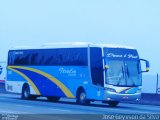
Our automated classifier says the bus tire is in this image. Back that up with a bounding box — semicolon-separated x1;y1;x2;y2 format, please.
107;101;119;107
22;84;31;100
29;95;37;100
47;96;60;102
76;88;90;105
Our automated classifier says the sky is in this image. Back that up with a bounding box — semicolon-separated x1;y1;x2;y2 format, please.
0;0;160;75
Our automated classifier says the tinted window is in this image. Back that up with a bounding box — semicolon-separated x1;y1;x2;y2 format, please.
8;48;88;66
90;47;104;86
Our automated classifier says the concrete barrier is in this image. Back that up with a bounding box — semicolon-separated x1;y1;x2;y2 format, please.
123;93;160;106
133;93;160;105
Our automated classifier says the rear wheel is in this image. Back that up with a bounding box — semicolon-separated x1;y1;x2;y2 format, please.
107;101;119;107
22;84;37;100
22;84;30;100
47;96;60;102
76;89;90;105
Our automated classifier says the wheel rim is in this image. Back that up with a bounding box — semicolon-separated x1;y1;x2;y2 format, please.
24;87;29;98
80;93;86;101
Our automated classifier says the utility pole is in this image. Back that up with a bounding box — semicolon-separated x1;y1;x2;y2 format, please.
156;73;159;94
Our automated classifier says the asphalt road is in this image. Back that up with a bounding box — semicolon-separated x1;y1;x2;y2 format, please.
0;82;160;120
0;93;160;120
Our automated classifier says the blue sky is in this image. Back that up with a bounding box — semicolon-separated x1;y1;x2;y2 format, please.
0;0;160;75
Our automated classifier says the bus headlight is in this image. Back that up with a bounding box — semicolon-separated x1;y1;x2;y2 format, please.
105;88;116;93
136;89;142;93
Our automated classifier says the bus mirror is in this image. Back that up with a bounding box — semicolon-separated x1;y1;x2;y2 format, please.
146;61;150;72
140;59;150;73
146;68;149;72
105;65;109;70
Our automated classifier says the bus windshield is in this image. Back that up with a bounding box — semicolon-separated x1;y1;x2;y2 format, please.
103;47;142;87
105;60;142;87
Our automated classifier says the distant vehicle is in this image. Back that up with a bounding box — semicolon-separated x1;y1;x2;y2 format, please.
0;61;6;83
0;65;2;75
6;43;149;107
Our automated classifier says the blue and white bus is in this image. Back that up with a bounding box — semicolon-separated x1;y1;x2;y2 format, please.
0;61;7;83
6;43;149;107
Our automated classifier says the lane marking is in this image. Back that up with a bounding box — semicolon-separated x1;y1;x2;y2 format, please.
108;108;158;114
15;104;33;108
0;110;30;114
47;108;72;112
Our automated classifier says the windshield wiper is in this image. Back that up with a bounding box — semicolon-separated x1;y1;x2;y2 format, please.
126;65;129;77
125;64;137;86
122;66;125;79
115;66;124;86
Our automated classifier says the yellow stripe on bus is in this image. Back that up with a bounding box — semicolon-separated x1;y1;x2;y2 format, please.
8;66;41;95
8;66;75;98
116;87;132;93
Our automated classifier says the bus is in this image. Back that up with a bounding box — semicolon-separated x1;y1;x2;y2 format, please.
6;43;149;107
0;61;7;83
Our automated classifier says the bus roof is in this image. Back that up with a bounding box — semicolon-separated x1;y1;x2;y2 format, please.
10;42;135;50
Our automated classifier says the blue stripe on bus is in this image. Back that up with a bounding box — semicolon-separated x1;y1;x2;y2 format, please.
8;66;75;98
14;68;66;97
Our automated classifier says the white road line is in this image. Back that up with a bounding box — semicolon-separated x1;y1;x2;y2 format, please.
75;104;158;114
0;110;30;114
15;104;33;108
47;108;88;114
107;108;158;114
123;103;160;109
47;108;72;112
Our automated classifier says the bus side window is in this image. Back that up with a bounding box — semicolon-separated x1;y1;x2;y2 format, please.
31;53;38;65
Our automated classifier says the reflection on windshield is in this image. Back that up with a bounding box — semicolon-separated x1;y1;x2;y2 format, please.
106;60;142;86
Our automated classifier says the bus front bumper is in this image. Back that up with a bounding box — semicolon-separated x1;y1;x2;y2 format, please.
104;91;141;101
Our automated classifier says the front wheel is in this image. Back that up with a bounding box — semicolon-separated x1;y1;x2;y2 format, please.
76;89;90;105
107;101;119;107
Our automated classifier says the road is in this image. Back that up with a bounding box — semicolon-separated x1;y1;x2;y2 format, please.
0;93;160;120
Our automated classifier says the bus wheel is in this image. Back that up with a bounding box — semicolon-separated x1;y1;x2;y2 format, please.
47;96;60;102
107;101;119;107
22;84;31;100
76;89;90;105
